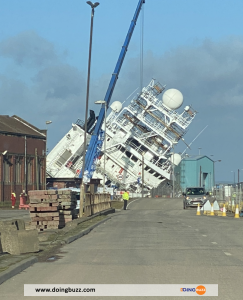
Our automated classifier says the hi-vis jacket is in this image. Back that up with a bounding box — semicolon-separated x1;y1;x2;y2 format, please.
122;192;129;200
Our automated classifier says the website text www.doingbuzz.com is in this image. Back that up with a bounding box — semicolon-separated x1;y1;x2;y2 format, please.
35;287;95;294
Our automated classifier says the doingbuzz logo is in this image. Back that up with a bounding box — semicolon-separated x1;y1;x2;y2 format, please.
180;285;206;295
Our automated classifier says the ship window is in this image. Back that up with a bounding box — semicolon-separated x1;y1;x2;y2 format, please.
72;156;80;165
139;163;142;166
125;151;131;158
56;150;72;167
149;169;154;174
145;166;149;171
107;138;110;141
112;165;114;168
154;173;160;177
131;156;138;162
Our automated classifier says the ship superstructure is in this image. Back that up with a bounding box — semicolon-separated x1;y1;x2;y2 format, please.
47;79;197;191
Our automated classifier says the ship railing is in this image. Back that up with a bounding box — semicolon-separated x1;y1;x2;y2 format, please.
125;140;159;165
125;139;172;173
141;117;174;142
140;90;194;129
96;166;127;190
158;105;193;128
129;131;162;156
75;119;85;128
128;102;143;115
139;131;157;140
114;114;134;132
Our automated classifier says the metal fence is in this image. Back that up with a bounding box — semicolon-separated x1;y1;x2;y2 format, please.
213;185;243;211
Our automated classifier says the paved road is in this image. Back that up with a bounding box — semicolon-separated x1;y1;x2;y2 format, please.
1;197;243;299
0;209;30;221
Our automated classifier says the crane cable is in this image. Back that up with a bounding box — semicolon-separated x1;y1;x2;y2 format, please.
140;4;144;93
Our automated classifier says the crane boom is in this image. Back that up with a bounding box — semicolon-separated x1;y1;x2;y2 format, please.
80;0;145;182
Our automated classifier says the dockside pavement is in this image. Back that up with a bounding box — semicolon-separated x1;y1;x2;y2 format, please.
0;207;117;285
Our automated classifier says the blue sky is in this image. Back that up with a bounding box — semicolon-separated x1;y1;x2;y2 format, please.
1;0;243;182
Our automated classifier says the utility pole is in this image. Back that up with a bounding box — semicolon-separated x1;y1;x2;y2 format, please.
79;2;99;218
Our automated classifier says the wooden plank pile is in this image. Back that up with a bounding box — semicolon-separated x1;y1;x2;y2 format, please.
58;190;78;225
28;190;77;231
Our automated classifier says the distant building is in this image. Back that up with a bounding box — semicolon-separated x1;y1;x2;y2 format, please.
0;115;46;202
175;155;214;192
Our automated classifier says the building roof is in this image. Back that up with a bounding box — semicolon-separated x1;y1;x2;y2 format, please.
183;155;213;162
0;115;46;139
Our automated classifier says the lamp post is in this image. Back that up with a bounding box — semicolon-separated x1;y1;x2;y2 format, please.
198;147;202;155
80;1;99;218
45;121;52;190
212;159;221;196
210;156;221;187
2;150;8;202
94;100;107;193
45;121;52;155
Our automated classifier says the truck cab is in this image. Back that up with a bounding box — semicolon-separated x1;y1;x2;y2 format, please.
183;187;208;209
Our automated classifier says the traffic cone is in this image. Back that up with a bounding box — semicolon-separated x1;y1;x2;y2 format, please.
234;204;240;219
210;203;214;216
222;204;226;217
196;203;201;216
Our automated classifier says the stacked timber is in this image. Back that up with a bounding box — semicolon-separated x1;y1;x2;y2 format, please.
57;190;77;225
28;190;77;231
28;190;60;231
85;193;111;216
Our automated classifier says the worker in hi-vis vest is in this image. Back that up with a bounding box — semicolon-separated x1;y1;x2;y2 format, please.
11;192;16;209
122;190;129;210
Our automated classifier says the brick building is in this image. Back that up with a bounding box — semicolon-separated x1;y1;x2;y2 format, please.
0;115;46;202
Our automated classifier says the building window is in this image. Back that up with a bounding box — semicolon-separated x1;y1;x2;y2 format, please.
15;157;23;184
4;160;10;183
27;158;33;184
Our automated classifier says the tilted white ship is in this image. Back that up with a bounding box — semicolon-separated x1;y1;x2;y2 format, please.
46;79;197;191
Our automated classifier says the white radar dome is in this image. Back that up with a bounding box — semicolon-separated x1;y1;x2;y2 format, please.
169;153;182;166
110;101;122;113
162;89;183;110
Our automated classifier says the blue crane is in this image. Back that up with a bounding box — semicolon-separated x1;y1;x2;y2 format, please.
80;0;145;182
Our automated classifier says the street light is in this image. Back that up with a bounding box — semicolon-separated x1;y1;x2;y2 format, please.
212;159;221;193
45;121;52;155
80;1;99;218
87;1;99;8
95;100;107;193
45;121;52;189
